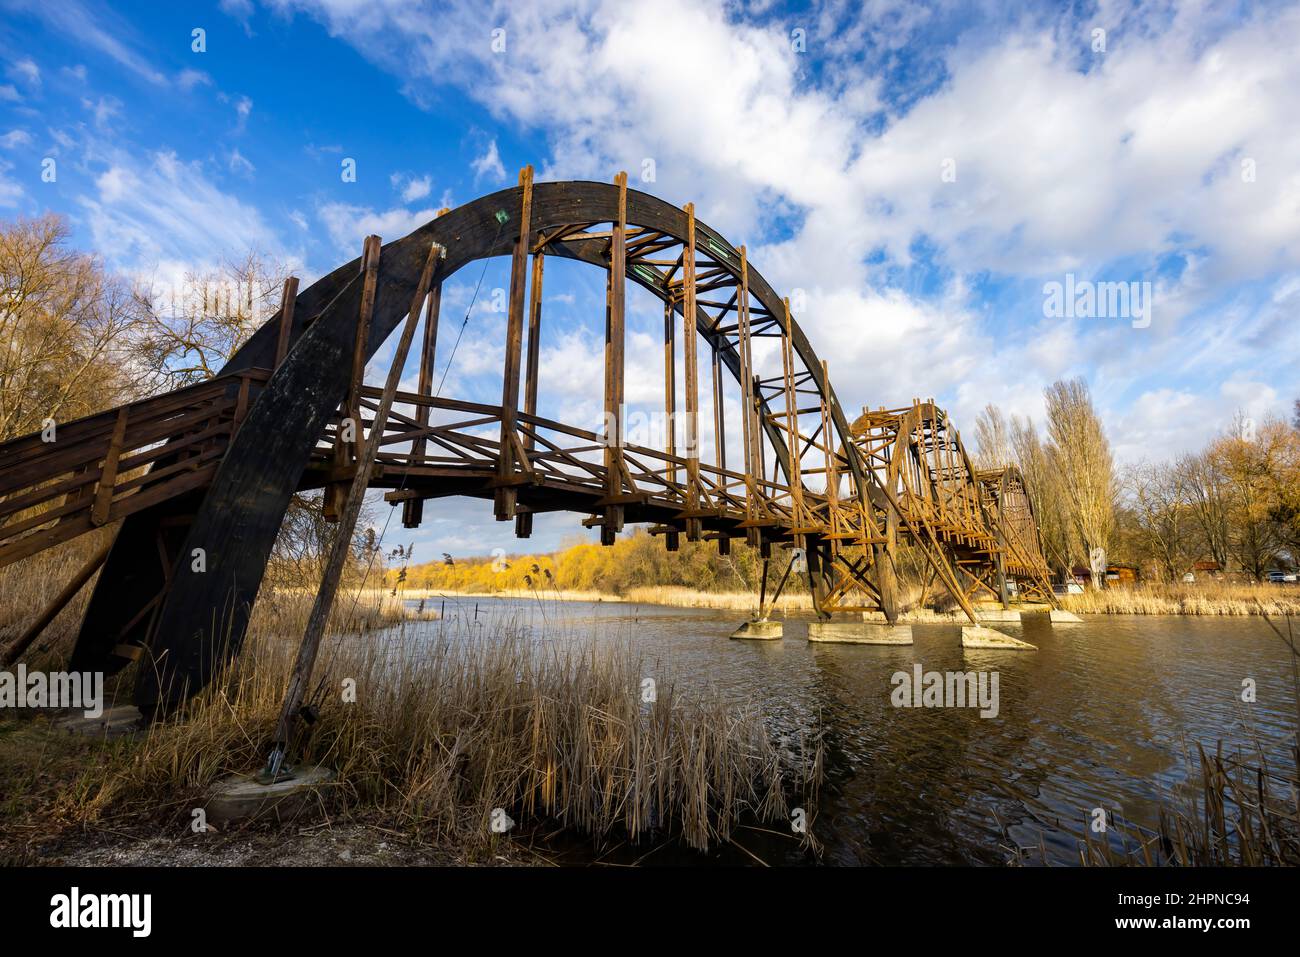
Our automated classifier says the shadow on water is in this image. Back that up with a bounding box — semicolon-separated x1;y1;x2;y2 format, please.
391;594;1298;865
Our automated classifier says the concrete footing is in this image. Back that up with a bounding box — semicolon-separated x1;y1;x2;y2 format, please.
52;705;144;739
1019;608;1083;624
961;625;1037;650
974;608;1022;622
205;766;336;825
730;619;783;640
807;621;914;645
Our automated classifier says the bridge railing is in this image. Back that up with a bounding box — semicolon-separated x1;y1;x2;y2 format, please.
0;369;271;568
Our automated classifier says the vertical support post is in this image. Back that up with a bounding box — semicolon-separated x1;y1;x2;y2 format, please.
600;172;628;546
515;248;546;539
711;338;726;474
403;209;449;529
91;407;128;527
820;359;840;563
273;276;300;368
327;235;380;520
681;203;702;541
496;165;533;521
736;247;763;549
264;240;440;782
663;295;680;552
779;298;805;535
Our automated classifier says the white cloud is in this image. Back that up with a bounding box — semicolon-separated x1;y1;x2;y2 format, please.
317;201;440;253
471;138;505;183
77;0;1300;466
177;69;211;92
78;150;286;272
0;129;33;149
9;57;40;88
402;174;432;202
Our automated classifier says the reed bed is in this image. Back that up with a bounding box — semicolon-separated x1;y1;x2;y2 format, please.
54;603;822;856
1074;740;1300;866
1059;582;1300;616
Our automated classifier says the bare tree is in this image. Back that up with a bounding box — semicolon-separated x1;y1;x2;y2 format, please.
1178;451;1231;571
0;214;143;441
132;250;289;391
973;403;1012;470
1124;461;1190;581
1043;378;1116;588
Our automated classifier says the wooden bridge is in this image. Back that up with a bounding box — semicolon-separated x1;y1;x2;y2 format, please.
0;170;1055;716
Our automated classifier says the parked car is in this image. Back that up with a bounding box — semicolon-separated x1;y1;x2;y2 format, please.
1181;572;1196;583
1053;581;1084;596
1266;570;1297;583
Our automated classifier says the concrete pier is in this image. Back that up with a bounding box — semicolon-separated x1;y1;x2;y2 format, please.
974;608;1022;623
1019;608;1084;624
961;625;1037;650
206;766;336;825
730;619;783;640
807;622;914;645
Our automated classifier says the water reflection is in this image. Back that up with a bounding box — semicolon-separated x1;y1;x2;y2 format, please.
385;595;1297;865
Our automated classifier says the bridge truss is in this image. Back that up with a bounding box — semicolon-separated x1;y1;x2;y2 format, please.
0;169;1055;715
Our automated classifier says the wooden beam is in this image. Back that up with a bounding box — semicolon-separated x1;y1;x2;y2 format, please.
682;202;702;541
402;218;447;529
327;235;380;519
264;239;440;780
90;407;128;527
496;165;533;520
601;171;628;545
515;248;546;539
273;276;300;368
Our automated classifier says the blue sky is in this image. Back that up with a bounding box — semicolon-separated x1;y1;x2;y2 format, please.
2;0;1298;562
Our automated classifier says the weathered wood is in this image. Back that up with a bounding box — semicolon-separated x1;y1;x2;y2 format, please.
327;236;381;519
90;408;129;527
273;276;300;368
496;165;534;521
515;248;546;539
681;203;702;541
601;171;628;545
266;238;441;776
19;177;1034;713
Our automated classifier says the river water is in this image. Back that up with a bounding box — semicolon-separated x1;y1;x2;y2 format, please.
399;594;1298;865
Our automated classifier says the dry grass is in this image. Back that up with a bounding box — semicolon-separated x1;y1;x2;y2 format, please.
23;594;820;858
1060;582;1300;616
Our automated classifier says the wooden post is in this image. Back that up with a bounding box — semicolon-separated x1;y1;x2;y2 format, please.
496;165;533;521
779;298;805;535
403;210;448;529
90;407;128;527
326;235;380;520
264;240;441;781
663;294;680;552
601;172;628;546
682;203;702;541
821;359;839;562
737;247;761;549
515;248;545;539
711;337;726;475
273;276;300;368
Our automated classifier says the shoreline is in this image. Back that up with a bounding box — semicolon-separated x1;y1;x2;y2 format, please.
388;585;1300;618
